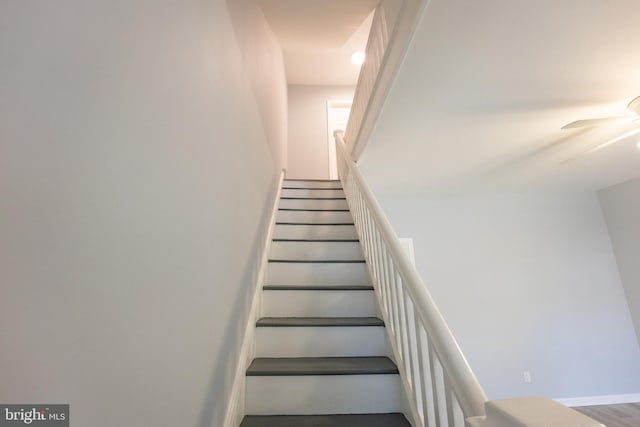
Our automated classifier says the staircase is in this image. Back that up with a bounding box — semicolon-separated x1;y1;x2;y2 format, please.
240;179;411;427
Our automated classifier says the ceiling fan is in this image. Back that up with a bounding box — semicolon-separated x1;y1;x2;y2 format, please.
562;96;640;129
561;96;640;158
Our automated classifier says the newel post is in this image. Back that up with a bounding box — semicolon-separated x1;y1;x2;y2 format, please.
465;397;604;427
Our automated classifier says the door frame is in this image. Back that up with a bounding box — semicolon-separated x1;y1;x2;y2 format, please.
326;100;352;180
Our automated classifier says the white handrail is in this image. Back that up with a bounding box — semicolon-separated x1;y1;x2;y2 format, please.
334;131;607;427
334;131;487;426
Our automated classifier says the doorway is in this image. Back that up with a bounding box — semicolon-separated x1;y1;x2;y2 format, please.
326;100;352;180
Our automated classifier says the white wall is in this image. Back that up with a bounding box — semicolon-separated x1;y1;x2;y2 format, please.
228;0;288;168
599;177;640;346
371;189;640;400
0;1;286;426
288;85;355;179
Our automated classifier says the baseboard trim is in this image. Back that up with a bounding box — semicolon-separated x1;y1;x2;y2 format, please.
555;393;640;407
222;170;285;427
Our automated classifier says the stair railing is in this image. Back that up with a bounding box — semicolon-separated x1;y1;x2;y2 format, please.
334;131;487;426
343;3;388;155
345;0;426;161
334;131;607;427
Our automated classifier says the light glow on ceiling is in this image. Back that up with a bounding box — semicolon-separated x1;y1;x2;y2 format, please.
351;51;365;65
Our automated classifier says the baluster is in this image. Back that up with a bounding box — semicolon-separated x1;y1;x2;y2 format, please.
395;278;409;376
443;375;455;427
387;266;400;341
354;191;363;235
414;319;432;426
355;192;363;237
428;339;442;427
334;136;490;426
369;226;379;286
365;211;374;272
452;394;465;427
376;241;387;307
398;287;411;380
380;246;392;318
374;230;384;290
362;207;373;268
404;296;422;419
383;261;395;335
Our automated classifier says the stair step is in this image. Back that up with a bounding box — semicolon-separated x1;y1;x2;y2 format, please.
240;413;412;427
270;240;363;261
273;238;359;242
278;208;349;211
256;317;383;327
268;260;364;263
247;357;398;376
246;368;402;414
281;197;346;200
266;261;370;286
277;209;352;223
279;198;349;210
273;224;358;240
262;288;376;317
276;224;355;226
283;179;342;189
255;318;385;357
282;187;343;190
263;285;373;291
281;188;345;199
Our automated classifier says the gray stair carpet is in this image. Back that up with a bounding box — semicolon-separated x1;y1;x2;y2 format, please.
256;317;383;327
240;413;411;427
246;356;398;376
263;285;373;291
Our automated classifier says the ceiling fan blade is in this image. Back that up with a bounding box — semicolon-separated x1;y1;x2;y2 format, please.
562;128;640;163
627;96;640;114
561;116;635;129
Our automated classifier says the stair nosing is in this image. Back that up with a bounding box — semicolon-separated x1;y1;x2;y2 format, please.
240;413;411;427
283;179;341;182
246;356;399;376
280;197;347;200
263;285;373;291
268;259;365;263
282;187;344;190
256;316;384;327
278;208;350;212
272;238;359;242
275;222;354;226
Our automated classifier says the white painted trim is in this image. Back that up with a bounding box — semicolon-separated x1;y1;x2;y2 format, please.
326;100;352;180
351;0;428;161
336;133;488;425
222;170;285;427
555;393;640;407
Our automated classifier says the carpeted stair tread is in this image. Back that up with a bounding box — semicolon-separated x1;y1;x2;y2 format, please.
240;413;411;427
246;356;398;376
256;317;383;327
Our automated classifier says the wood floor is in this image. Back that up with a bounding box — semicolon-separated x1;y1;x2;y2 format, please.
574;403;640;427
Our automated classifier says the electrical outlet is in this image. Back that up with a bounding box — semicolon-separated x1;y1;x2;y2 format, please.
523;371;532;383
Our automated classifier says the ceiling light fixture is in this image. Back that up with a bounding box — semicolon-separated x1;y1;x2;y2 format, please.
351;51;365;65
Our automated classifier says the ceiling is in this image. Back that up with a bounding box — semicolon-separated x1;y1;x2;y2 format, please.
359;0;640;194
256;0;377;85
